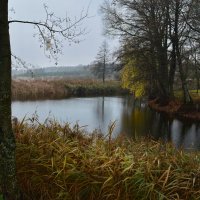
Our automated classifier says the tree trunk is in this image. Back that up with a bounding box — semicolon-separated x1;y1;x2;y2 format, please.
156;46;170;103
195;67;199;94
158;49;169;101
168;41;176;98
174;0;192;104
0;0;20;199
103;55;105;84
176;43;192;103
194;53;199;93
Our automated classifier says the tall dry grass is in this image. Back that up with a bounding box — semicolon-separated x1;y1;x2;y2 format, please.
15;120;200;200
12;79;127;100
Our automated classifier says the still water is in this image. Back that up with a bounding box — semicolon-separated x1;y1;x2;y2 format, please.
12;96;200;150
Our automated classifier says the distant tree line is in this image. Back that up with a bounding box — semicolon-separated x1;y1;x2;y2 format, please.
101;0;200;103
12;66;93;79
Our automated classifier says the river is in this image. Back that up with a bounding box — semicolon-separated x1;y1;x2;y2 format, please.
12;96;200;150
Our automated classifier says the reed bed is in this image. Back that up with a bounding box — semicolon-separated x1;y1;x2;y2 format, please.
12;79;127;100
15;120;200;200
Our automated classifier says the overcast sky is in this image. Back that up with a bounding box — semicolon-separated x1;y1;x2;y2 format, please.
9;0;118;67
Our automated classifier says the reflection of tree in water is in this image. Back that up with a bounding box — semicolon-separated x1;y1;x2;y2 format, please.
119;96;135;136
94;97;105;131
119;97;200;150
151;114;172;142
153;117;200;150
194;124;200;150
172;121;200;150
94;97;113;133
120;97;156;138
92;96;200;150
101;97;105;123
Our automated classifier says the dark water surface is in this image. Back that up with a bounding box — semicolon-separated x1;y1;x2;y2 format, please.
12;96;200;150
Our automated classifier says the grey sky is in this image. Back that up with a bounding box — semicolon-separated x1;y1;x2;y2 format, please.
9;0;118;67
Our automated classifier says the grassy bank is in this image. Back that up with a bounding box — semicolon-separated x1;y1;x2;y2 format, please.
15;121;200;199
12;79;128;100
148;90;200;121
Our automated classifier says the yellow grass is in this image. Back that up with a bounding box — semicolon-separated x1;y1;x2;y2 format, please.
12;79;126;100
15;120;200;200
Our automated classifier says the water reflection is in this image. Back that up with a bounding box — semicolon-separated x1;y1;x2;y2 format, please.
12;96;200;150
120;97;200;150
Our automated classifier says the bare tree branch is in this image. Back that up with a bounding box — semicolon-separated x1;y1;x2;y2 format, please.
9;4;88;62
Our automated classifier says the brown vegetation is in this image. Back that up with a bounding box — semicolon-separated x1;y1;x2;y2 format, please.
12;79;67;100
148;99;182;114
12;79;128;100
148;98;200;121
15;120;200;200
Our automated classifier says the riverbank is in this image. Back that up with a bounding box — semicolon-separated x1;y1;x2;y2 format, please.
12;79;128;100
15;121;200;199
148;97;200;121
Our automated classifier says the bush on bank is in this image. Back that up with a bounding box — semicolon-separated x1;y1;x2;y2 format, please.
15;120;200;200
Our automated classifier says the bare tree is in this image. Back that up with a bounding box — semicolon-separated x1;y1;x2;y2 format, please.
92;40;110;83
0;1;87;199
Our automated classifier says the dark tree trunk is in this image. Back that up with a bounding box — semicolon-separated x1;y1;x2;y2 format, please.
155;44;170;103
194;53;199;93
0;0;20;199
174;0;192;104
195;68;199;94
158;48;169;101
169;41;176;98
103;55;105;84
176;49;192;103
